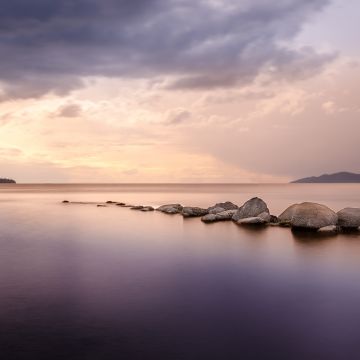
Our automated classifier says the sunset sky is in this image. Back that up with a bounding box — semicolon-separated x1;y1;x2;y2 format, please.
0;0;359;183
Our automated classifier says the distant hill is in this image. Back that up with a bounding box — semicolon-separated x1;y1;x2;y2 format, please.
292;172;360;183
0;178;16;184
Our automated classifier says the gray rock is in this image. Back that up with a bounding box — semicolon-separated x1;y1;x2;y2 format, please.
337;208;360;228
182;207;209;218
270;215;279;223
232;197;270;222
237;217;267;225
141;206;154;212
278;204;298;224
209;207;226;215
157;204;183;214
130;206;144;210
279;202;337;230
201;214;217;223
201;209;237;223
318;225;338;233
208;202;238;212
258;211;271;222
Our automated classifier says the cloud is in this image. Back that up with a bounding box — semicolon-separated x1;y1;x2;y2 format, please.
56;103;83;118
0;0;333;99
165;109;192;125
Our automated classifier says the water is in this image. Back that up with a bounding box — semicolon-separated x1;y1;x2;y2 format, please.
0;183;360;360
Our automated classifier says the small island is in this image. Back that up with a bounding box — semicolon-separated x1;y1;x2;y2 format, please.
292;172;360;183
0;178;16;184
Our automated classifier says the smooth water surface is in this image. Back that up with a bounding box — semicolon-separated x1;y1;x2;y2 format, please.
1;184;360;360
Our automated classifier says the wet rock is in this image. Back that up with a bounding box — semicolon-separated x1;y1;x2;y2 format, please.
279;202;337;230
116;202;126;206
106;201;117;204
97;204;106;207
182;207;209;218
337;208;360;229
62;200;70;203
208;201;238;212
157;204;183;214
232;197;269;222
201;210;237;223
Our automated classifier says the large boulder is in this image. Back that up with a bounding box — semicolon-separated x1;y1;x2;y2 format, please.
208;201;238;212
202;210;237;223
337;208;360;228
232;197;269;222
182;207;209;218
279;202;337;230
236;211;271;226
157;204;183;214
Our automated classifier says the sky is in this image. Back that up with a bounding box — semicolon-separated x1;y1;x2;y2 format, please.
0;0;359;183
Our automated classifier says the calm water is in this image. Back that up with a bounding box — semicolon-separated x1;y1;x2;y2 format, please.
1;183;360;360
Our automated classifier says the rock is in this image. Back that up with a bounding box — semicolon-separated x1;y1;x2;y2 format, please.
279;202;338;230
278;204;298;225
232;197;270;222
116;202;126;206
62;200;70;203
201;210;237;223
337;208;360;228
182;207;209;218
201;214;217;223
141;206;154;212
209;207;226;215
318;225;338;233
208;201;238;212
97;204;106;207
106;201;117;204
258;212;271;222
237;217;267;225
130;206;144;210
157;204;183;214
270;215;279;223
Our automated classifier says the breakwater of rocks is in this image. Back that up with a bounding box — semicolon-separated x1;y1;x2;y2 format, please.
62;197;360;234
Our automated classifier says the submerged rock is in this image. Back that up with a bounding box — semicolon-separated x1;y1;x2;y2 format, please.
116;202;126;206
337;208;360;229
106;201;117;204
201;210;237;223
279;202;337;230
232;197;270;222
157;204;183;214
182;207;209;218
62;200;70;203
97;204;106;207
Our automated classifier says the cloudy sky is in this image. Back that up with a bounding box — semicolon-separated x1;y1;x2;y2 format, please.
0;0;359;183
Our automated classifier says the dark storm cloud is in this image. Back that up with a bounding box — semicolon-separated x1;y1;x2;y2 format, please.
0;0;332;99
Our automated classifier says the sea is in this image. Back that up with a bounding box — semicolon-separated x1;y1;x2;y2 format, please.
1;183;360;360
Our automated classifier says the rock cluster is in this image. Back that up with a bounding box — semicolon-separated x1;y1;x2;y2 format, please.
62;198;360;236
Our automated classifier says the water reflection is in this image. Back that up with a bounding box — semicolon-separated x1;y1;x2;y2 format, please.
1;185;360;359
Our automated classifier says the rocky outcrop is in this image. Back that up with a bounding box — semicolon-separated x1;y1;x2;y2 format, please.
202;210;237;223
157;204;183;214
279;202;337;230
337;208;360;229
232;197;270;222
318;225;338;234
182;207;209;218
